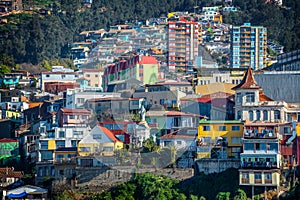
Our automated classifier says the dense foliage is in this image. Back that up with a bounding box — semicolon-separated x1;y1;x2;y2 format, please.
90;173;187;200
0;0;299;65
54;169;250;200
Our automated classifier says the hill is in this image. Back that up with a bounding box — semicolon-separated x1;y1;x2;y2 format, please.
0;0;299;66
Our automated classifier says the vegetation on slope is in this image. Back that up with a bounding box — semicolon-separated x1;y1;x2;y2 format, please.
0;0;299;66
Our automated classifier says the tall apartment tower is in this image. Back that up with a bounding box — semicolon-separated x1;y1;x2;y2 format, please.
230;23;267;70
167;16;199;72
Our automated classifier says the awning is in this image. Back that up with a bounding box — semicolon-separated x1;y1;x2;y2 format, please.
7;192;27;198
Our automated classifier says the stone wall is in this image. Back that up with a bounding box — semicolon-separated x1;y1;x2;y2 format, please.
75;166;194;190
195;159;240;175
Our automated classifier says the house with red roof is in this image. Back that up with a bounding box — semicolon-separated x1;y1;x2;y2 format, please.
145;108;205;136
181;91;235;120
136;56;159;85
78;126;123;157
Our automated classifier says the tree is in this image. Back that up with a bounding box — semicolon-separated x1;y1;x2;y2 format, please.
216;192;230;200
142;138;160;153
233;189;248;200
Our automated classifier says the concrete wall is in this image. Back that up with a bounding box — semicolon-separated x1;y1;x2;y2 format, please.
195;158;240;175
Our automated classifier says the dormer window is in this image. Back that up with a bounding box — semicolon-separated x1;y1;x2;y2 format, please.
246;92;255;102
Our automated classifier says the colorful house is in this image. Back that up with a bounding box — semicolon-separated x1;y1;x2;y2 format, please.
136;56;159;85
0;138;20;166
78;126;123;157
197;120;244;159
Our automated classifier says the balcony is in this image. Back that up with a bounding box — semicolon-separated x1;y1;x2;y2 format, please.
255;179;262;184
54;158;76;165
241;161;278;169
264;179;272;184
244;130;278;139
242;178;249;184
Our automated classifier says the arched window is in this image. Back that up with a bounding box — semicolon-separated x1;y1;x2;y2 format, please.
263;110;268;121
249;110;254;121
274;110;281;121
256;110;261;121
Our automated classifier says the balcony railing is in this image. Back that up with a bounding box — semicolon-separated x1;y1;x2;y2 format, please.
244;131;278;139
241;161;278;168
54;158;76;165
255;179;262;184
242;178;249;184
264;179;272;184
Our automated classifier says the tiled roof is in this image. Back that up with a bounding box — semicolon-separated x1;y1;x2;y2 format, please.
0;168;23;178
139;56;158;65
259;93;273;101
160;132;197;139
232;67;261;90
98;126;122;142
0;138;18;143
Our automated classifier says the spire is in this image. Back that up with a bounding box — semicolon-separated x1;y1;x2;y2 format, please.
232;67;261;90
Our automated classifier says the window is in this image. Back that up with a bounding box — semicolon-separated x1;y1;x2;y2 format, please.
256;110;261;121
59;131;65;138
264;173;272;183
254;173;262;181
56;141;65;149
255;143;266;152
61;74;66;78
95;74;98;77
103;147;113;152
71;140;77;147
218;126;226;131
231;137;241;144
263;110;268;121
80;147;90;152
246;92;255;102
69;115;75;119
249;110;253;121
74;131;83;135
40;141;48;150
46;74;50;78
231;126;240;131
93;134;102;139
274;110;280;120
244;143;253;151
236;93;242;103
283;127;290;134
40;151;53;161
203;126;210;131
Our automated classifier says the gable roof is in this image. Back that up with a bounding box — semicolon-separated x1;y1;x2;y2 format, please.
98;126;122;142
79;126;122;144
232;67;261;90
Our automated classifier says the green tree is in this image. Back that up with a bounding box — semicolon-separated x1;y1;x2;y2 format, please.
216;192;230;200
142;138;160;153
233;189;248;200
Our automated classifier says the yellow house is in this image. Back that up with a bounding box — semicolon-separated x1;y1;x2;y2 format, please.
197;120;243;159
78;126;123;157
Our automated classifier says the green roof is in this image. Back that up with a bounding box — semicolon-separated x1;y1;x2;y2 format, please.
199;120;243;124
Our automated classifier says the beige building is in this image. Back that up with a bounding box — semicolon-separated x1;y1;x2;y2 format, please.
80;68;103;88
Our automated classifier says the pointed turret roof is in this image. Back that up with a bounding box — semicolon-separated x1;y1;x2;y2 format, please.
232;67;261;90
